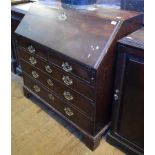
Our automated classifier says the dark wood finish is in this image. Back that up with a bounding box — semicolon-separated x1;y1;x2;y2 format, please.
15;4;143;150
23;85;32;98
11;2;33;75
23;73;95;134
11;10;24;74
15;4;143;68
107;28;144;155
18;47;95;99
17;37;48;60
20;59;95;119
17;36;93;83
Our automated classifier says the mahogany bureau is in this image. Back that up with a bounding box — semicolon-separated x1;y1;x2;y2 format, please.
15;4;143;150
106;28;144;154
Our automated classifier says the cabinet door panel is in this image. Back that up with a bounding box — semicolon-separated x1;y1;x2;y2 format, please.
107;29;144;155
118;56;144;148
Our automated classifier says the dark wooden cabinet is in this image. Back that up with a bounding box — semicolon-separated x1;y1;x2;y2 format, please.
11;2;33;74
15;3;143;150
107;28;144;154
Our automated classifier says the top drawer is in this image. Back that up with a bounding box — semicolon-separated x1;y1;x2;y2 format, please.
16;36;96;84
16;36;48;60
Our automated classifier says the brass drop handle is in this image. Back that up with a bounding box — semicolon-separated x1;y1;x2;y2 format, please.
47;79;54;86
64;107;74;116
32;71;39;79
28;45;35;53
33;85;40;93
114;89;119;101
63;91;73;101
29;57;37;65
62;75;73;86
62;62;72;73
48;94;55;101
45;65;52;73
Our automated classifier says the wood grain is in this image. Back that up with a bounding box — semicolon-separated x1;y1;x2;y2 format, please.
11;73;124;155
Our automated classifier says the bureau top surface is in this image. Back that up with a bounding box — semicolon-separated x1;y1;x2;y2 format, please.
119;27;144;49
15;3;141;68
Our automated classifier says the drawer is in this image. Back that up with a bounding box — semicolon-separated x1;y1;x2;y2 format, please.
21;60;95;120
23;73;94;134
48;50;95;84
16;36;48;60
18;48;95;100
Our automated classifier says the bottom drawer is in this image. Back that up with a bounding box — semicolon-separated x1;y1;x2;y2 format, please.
23;73;94;134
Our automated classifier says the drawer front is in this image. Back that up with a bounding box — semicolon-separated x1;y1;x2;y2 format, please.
16;36;48;60
18;48;95;100
23;74;94;134
49;51;94;83
21;60;95;119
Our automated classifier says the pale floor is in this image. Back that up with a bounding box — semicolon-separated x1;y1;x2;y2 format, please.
11;73;125;155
